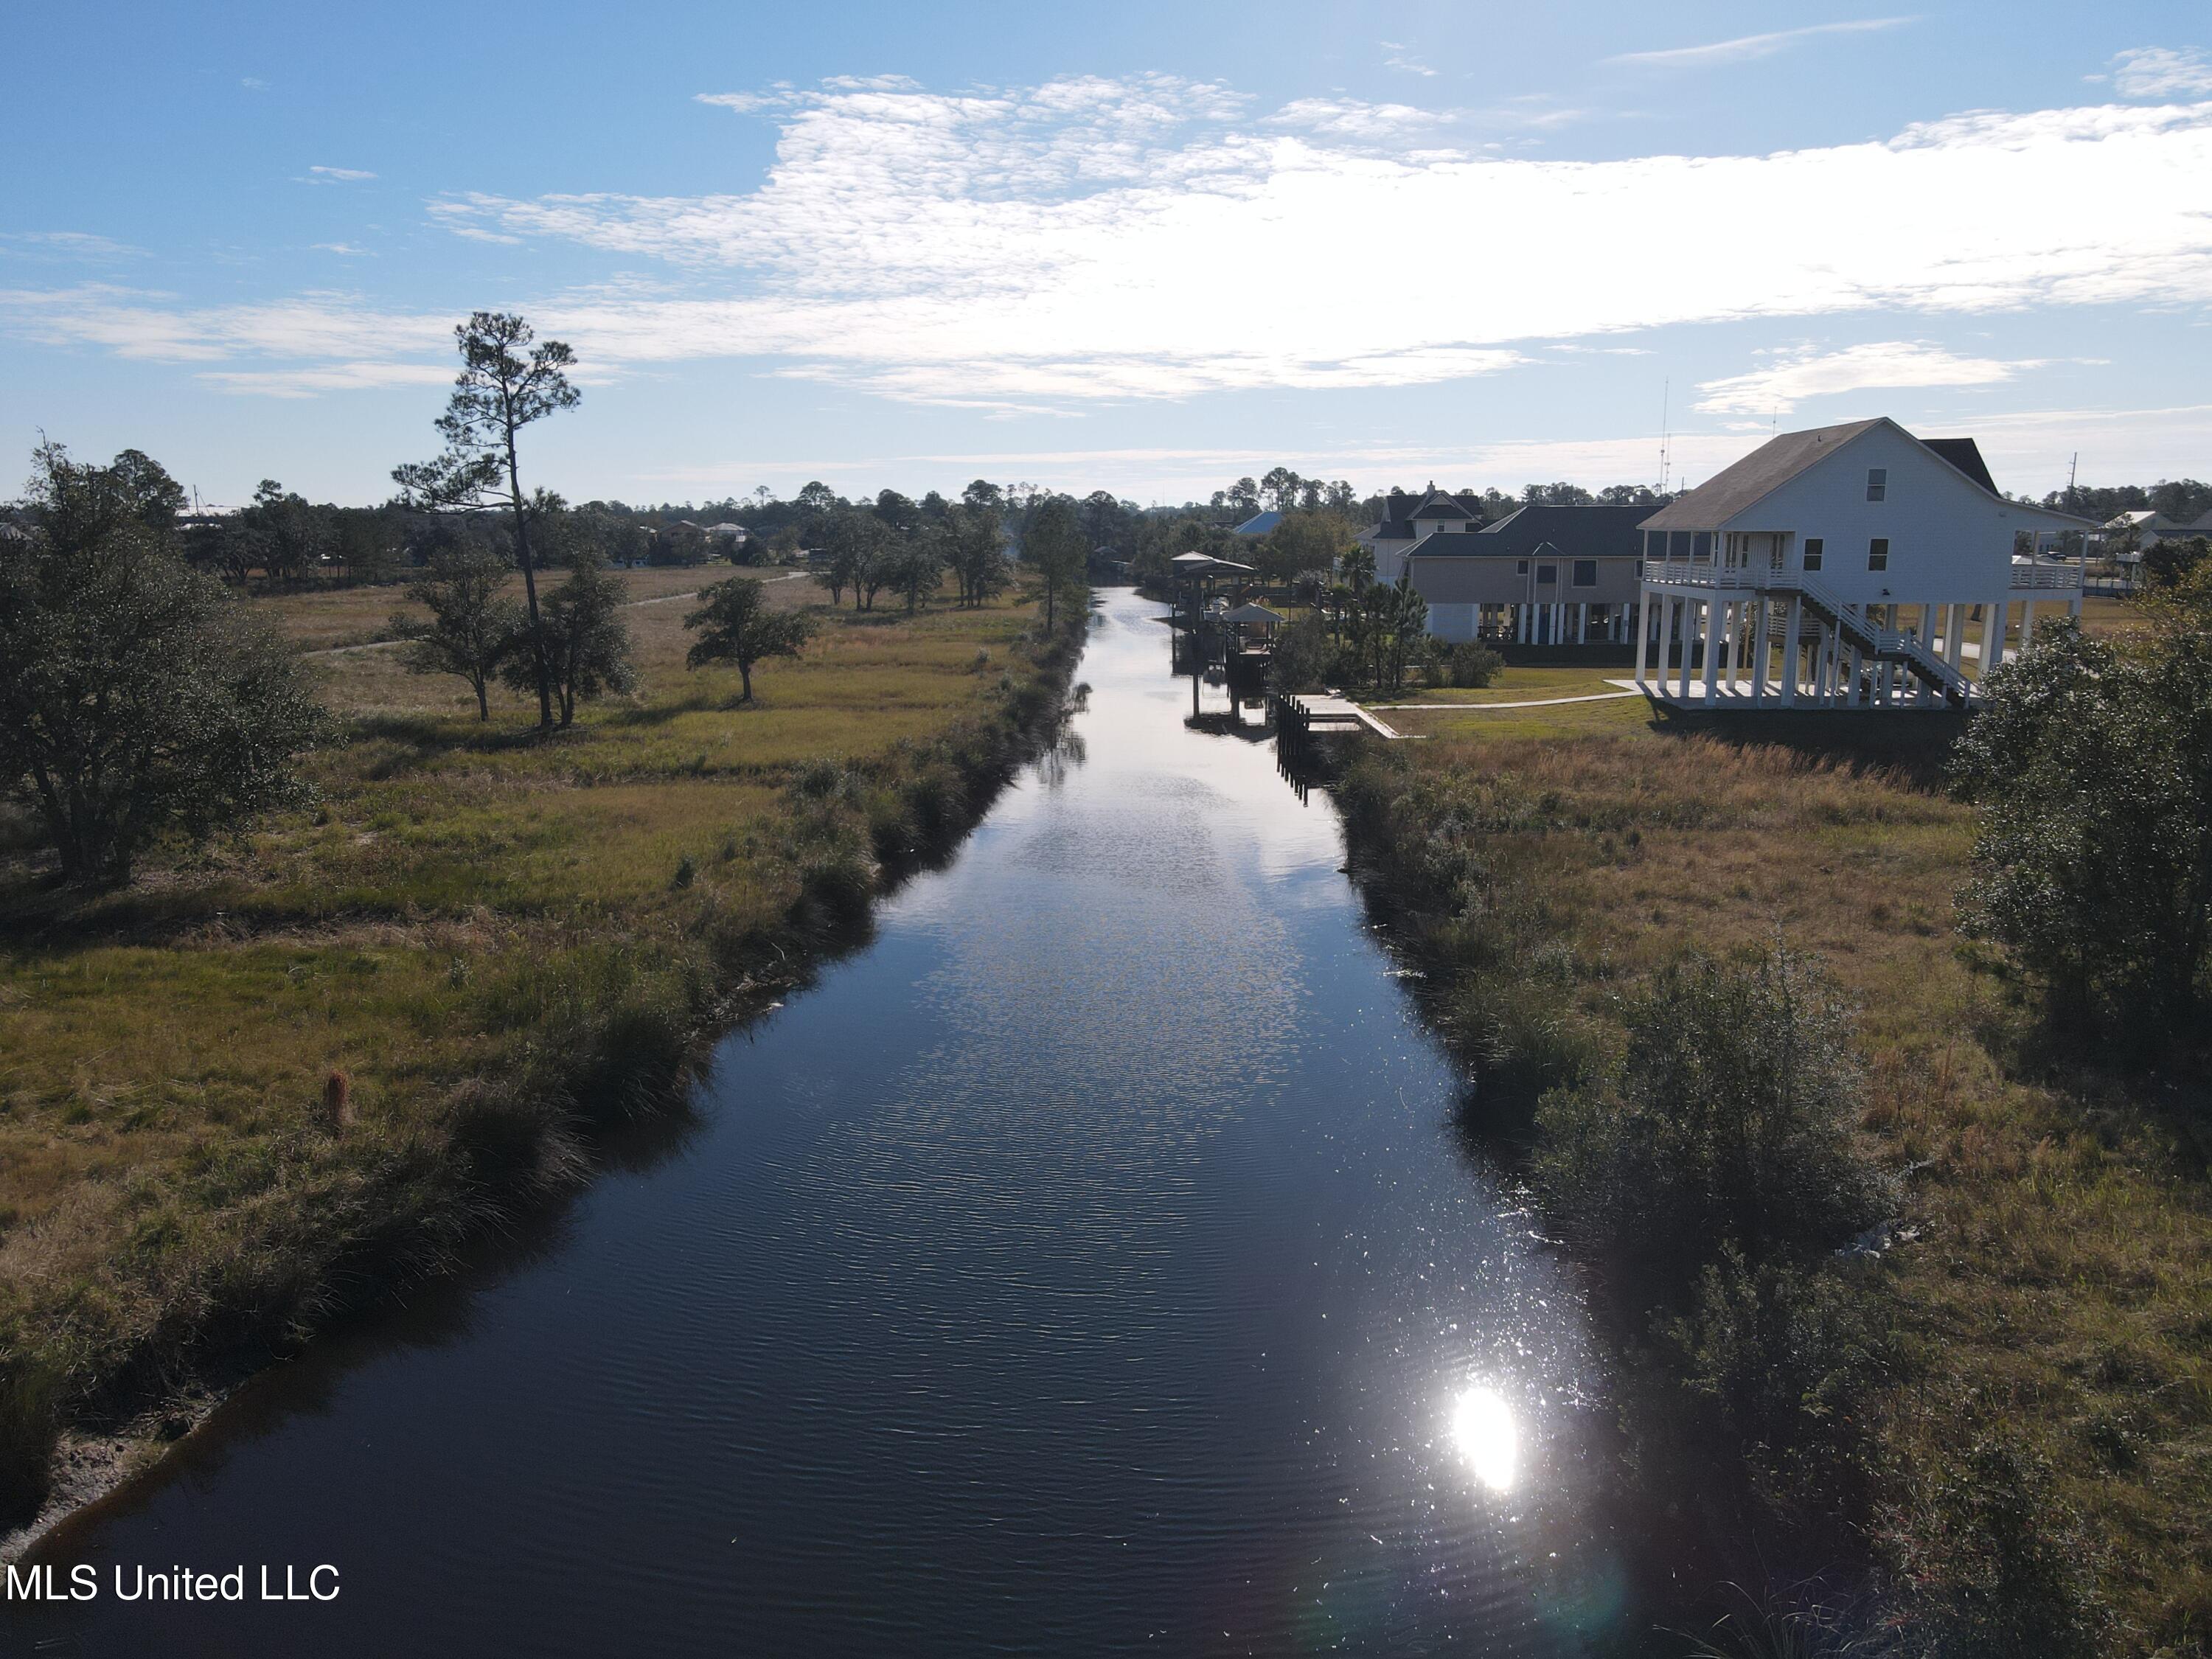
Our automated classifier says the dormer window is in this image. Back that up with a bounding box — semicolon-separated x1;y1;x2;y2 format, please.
1866;467;1888;502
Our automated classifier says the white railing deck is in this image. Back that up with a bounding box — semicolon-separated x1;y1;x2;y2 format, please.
1643;559;2084;594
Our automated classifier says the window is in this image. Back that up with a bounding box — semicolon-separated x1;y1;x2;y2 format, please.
1691;531;1712;562
1516;559;1528;574
1866;467;1888;502
1536;563;1557;585
1572;560;1598;588
1669;530;1692;560
1804;538;1824;572
1868;537;1889;571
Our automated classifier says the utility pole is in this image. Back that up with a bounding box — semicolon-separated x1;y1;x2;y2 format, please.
1658;379;1671;495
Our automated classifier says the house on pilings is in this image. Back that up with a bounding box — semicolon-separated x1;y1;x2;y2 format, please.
1633;418;2090;709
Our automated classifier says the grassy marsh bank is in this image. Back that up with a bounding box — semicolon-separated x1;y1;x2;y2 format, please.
0;573;1084;1537
1335;703;2211;1654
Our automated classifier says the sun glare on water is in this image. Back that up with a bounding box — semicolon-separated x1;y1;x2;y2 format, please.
1447;1385;1518;1492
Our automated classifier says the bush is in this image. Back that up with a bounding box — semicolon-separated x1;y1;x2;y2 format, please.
1534;945;1892;1302
1;444;328;883
1662;1247;1885;1506
1951;611;2212;1060
1268;616;1332;693
1880;1421;2114;1658
1447;641;1504;689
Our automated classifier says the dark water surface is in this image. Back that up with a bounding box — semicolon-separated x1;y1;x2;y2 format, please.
13;590;1630;1656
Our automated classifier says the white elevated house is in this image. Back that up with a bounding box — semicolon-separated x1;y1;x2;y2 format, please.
1634;419;2087;709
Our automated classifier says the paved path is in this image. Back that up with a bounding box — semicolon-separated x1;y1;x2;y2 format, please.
300;571;807;658
1370;689;1647;712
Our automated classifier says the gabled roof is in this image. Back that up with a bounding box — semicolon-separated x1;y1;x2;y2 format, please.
1643;417;2090;531
1407;502;1649;562
1921;437;1996;495
1640;420;1885;530
1410;489;1475;521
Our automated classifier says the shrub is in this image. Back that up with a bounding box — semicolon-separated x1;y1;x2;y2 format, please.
1534;945;1892;1303
1268;616;1332;693
1662;1247;1886;1506
1447;641;1505;689
1;444;328;884
1879;1422;2114;1658
1950;611;2212;1060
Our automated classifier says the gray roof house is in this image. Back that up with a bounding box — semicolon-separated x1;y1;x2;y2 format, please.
1402;503;1650;647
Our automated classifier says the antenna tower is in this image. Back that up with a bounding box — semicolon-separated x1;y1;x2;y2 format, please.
1658;379;1671;495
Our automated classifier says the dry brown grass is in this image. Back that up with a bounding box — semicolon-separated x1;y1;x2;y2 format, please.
257;564;730;651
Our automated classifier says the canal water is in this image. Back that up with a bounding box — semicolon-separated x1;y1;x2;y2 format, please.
13;589;1627;1656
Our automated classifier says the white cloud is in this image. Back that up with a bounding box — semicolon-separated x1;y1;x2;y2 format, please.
199;361;456;397
1694;341;2046;413
240;76;268;91
1266;98;1441;139
1606;18;1913;69
1380;41;1436;77
598;406;2212;501
9;76;2212;411
305;165;377;182
2108;46;2212;100
0;231;145;262
311;243;372;255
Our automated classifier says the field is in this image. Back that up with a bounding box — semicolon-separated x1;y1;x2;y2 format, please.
257;564;721;652
1336;688;2212;1649
0;567;1074;1531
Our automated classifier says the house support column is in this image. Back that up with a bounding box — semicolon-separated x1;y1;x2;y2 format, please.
1633;587;1651;684
1700;599;1721;703
2019;599;2035;652
1780;595;1802;706
1750;597;1770;704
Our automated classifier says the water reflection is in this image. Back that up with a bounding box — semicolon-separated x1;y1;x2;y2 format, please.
1448;1383;1520;1492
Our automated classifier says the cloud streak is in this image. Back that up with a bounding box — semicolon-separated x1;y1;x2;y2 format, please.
1694;341;2047;414
2108;46;2212;99
1605;18;1913;69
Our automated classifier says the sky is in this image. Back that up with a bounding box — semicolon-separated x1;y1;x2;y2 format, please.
4;1;2211;509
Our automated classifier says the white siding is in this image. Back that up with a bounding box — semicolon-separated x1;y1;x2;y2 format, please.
1722;424;2040;605
1426;602;1477;643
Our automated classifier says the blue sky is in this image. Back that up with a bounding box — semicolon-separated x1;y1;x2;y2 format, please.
4;1;2210;507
